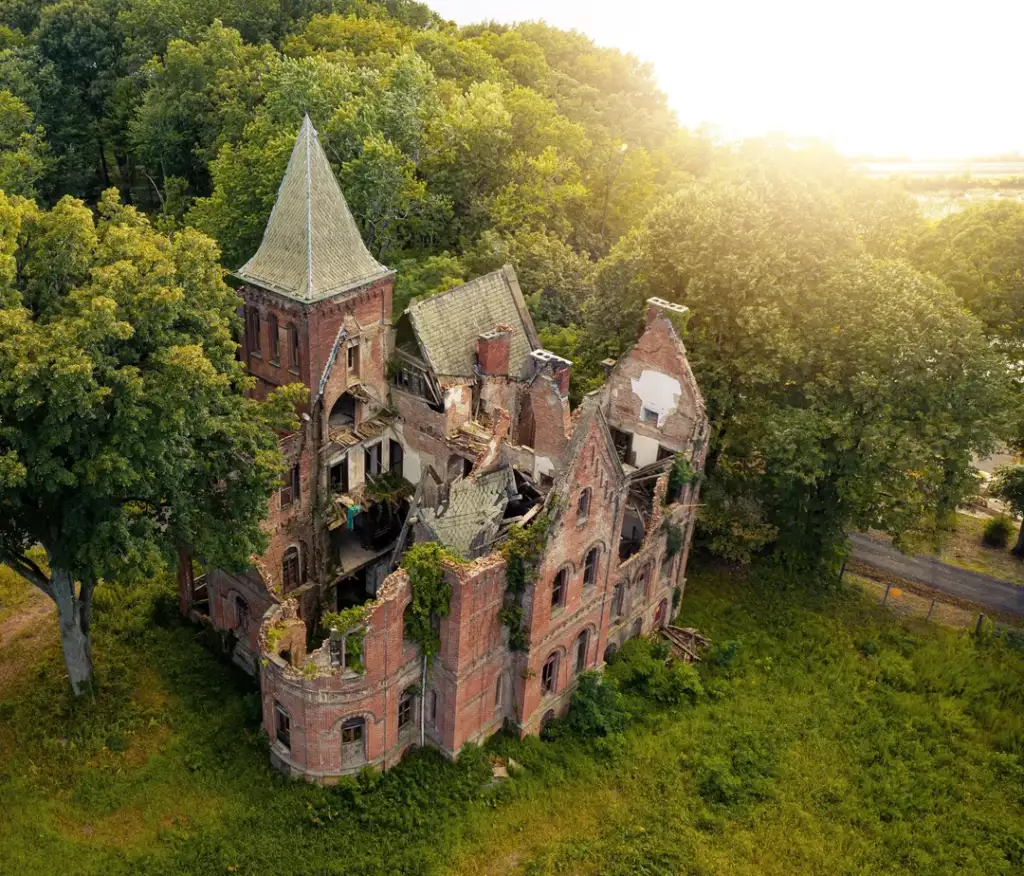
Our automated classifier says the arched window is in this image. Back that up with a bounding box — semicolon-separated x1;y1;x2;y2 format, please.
341;716;366;767
269;314;279;364
495;674;503;708
577;488;591;521
541;652;559;695
551;567;567;609
574;630;589;675
398;687;416;732
583;547;599;588
234;594;249;633
329;392;357;428
631;617;643;639
655;599;668;627
604;642;618;663
282;546;301;591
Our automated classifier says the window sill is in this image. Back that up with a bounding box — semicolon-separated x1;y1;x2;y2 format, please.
270;358;280;368
289;367;300;376
250;351;262;359
550;605;565;619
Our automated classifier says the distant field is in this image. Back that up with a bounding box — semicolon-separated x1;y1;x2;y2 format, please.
1;565;1022;875
855;160;1024;179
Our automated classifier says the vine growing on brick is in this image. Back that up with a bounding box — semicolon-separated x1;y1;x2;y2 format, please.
499;513;551;651
402;542;456;658
322;604;371;673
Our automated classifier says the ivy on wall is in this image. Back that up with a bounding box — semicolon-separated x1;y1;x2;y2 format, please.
322;604;371;673
499;514;551;651
402;542;456;658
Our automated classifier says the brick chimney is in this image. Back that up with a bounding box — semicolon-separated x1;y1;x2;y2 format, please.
477;328;511;375
530;349;572;397
646;297;690;328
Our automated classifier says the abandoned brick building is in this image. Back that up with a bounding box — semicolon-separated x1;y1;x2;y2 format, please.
177;116;710;781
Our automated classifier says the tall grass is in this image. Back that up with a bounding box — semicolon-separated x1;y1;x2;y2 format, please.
0;566;1021;875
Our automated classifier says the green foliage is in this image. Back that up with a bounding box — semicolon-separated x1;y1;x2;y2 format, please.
982;515;1014;549
914;200;1024;349
0;190;303;693
663;521;684;557
321;603;370;673
401;541;454;658
363;469;414;508
605;637;704;705
586;160;1012;579
560;670;630;739
498;514;550;650
666;454;695;499
2;565;1024;873
991;464;1024;517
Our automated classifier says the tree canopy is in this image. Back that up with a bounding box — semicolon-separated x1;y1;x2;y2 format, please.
0;190;301;693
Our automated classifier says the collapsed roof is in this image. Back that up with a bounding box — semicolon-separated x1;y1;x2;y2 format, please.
418;466;517;558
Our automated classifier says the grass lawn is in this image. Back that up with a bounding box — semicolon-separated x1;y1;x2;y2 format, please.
0;566;1022;875
900;512;1024;585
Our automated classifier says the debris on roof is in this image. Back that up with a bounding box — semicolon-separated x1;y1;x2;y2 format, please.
418;466;517;557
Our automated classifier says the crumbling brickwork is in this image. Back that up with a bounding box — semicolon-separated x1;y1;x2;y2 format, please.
179;117;709;782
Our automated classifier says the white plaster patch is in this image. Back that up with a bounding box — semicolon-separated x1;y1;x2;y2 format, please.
631;433;661;468
630;370;682;425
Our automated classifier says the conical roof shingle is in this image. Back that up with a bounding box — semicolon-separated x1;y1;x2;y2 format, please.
233;115;391;301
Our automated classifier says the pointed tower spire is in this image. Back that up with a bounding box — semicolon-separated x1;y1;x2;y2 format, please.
234;115;391;301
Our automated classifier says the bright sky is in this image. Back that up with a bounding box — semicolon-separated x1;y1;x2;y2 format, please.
428;0;1024;160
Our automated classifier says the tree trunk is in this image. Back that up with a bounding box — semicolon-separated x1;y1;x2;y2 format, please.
1014;518;1024;557
50;567;94;696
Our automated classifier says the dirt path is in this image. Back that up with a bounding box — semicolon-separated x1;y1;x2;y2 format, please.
849;531;1024;618
0;588;55;694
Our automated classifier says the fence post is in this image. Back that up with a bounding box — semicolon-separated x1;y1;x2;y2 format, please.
882;582;892;606
976;613;986;635
926;598;935;621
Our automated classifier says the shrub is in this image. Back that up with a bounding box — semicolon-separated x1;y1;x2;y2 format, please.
982;515;1014;548
607;637;704;705
563;671;630;739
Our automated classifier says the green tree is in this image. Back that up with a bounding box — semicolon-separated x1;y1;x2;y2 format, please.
0;190;302;695
990;464;1024;556
586;164;1010;577
914;200;1024;349
130;21;276;192
0;88;48;197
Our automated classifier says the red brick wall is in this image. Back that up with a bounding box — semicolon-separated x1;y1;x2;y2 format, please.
518;413;624;731
605;312;704;452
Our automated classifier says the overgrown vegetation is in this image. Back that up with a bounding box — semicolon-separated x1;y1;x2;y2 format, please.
401;541;455;657
983;515;1014;548
499;514;550;650
320;604;371;673
2;565;1021;874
